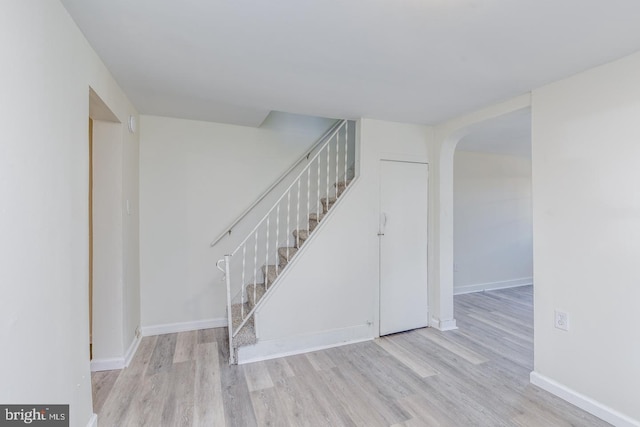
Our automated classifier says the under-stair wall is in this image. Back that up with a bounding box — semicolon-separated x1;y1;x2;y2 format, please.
238;119;435;363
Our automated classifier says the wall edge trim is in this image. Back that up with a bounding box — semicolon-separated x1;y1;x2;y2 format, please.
454;277;533;295
141;317;228;337
530;371;640;427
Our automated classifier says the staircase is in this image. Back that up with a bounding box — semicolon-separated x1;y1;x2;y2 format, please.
216;120;355;364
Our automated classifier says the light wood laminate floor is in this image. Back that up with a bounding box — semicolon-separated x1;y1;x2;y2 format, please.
93;286;610;426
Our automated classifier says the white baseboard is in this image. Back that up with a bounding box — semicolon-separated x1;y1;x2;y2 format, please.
530;371;640;427
124;333;142;367
430;316;458;331
454;277;533;295
237;324;373;364
141;317;227;337
86;413;98;427
91;332;143;372
90;356;124;372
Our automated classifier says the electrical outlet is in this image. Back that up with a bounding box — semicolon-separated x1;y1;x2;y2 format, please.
554;310;569;331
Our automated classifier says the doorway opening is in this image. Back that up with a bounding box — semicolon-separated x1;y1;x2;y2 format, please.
88;88;121;363
452;108;533;297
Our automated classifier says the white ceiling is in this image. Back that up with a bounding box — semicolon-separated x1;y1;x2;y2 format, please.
61;0;640;126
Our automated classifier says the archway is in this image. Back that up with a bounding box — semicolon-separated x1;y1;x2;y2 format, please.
429;94;531;330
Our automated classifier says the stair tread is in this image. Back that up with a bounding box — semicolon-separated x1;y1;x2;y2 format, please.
293;229;310;239
293;229;310;247
246;282;267;308
233;321;257;348
231;302;252;330
334;179;353;188
261;264;282;286
278;246;299;257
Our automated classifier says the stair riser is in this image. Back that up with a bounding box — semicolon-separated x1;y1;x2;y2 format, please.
262;265;280;287
321;198;337;213
246;284;266;309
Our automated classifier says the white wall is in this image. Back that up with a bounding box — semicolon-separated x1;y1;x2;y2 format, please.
241;119;432;361
92;121;124;361
453;151;532;294
139;113;336;330
0;1;139;426
531;51;640;425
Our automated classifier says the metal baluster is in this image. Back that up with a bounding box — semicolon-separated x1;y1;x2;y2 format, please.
223;255;233;364
286;190;291;262
344;122;349;186
325;135;331;210
241;244;246;319
296;180;301;247
276;203;280;275
335;125;340;197
265;214;270;290
253;230;258;308
316;156;321;219
306;169;311;231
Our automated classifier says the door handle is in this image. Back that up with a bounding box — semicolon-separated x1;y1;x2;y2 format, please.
378;213;387;236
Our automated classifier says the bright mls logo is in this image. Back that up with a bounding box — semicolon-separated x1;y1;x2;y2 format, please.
0;405;68;426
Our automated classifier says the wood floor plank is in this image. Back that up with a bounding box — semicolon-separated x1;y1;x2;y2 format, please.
416;327;489;365
305;348;336;371
198;328;216;344
219;362;257;426
397;393;457;427
123;370;171;426
194;342;226;427
162;360;196;426
97;335;157;426
264;357;295;385
249;388;291;427
90;369;119;415
146;333;178;376
275;370;358;427
243;361;274;391
374;336;439;378
173;330;197;363
316;367;389;427
330;360;411;424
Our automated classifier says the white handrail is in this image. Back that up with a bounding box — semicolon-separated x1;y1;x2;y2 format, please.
210;120;346;247
228;120;347;256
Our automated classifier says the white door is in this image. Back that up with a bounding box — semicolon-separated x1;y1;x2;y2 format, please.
379;160;429;336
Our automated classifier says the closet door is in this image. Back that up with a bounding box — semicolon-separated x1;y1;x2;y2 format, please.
379;160;429;336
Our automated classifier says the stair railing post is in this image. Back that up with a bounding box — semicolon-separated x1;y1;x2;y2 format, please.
223;254;235;364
